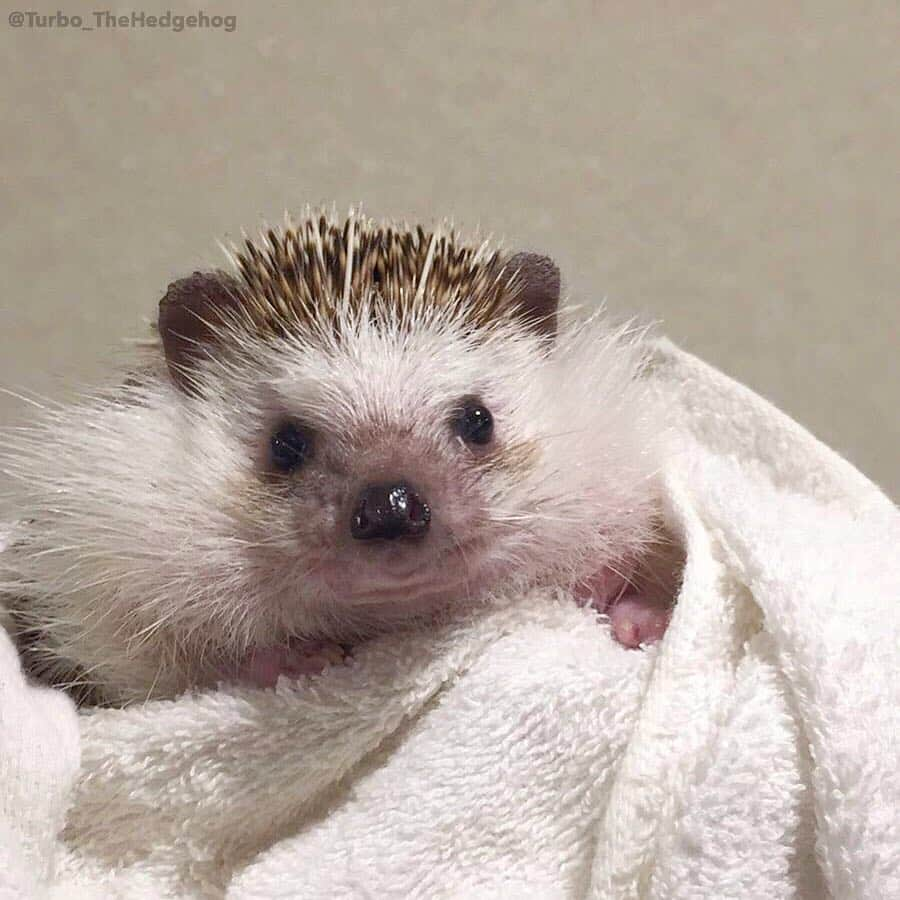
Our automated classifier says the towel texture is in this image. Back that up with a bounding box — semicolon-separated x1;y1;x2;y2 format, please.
1;339;897;899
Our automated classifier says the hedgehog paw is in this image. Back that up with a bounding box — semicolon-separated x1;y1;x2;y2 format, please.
234;639;350;689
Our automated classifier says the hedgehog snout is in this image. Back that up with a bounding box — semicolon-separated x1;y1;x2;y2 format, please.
350;481;432;541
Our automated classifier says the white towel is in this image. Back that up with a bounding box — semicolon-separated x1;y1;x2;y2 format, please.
1;339;897;899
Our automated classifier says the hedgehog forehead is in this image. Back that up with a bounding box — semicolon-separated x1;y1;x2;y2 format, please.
244;315;536;438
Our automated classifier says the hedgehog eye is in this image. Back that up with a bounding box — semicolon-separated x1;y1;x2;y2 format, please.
452;399;494;446
270;422;314;472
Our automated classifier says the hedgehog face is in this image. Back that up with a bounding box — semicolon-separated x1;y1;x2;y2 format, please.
151;280;656;664
199;312;559;638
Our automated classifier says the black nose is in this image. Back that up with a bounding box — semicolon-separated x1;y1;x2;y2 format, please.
351;482;431;541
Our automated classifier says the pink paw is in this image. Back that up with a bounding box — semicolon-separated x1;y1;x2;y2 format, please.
235;639;349;689
605;595;671;649
574;567;672;649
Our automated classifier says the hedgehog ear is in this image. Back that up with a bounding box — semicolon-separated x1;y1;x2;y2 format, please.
504;252;561;338
158;270;244;392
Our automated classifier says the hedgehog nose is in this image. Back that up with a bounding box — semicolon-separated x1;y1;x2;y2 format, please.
351;482;431;541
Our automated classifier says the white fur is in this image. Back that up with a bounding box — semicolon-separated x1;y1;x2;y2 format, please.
1;299;659;704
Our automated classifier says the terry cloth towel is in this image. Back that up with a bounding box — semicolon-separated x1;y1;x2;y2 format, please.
1;338;897;899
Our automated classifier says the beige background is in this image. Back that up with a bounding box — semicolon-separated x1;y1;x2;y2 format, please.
2;2;897;496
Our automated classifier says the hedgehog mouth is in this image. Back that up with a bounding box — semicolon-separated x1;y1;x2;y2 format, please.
324;538;489;603
345;564;479;604
350;581;466;605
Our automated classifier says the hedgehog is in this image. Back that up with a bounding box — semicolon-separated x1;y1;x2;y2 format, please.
0;212;679;706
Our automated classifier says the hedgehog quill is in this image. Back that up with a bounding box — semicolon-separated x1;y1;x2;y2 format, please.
0;212;679;706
